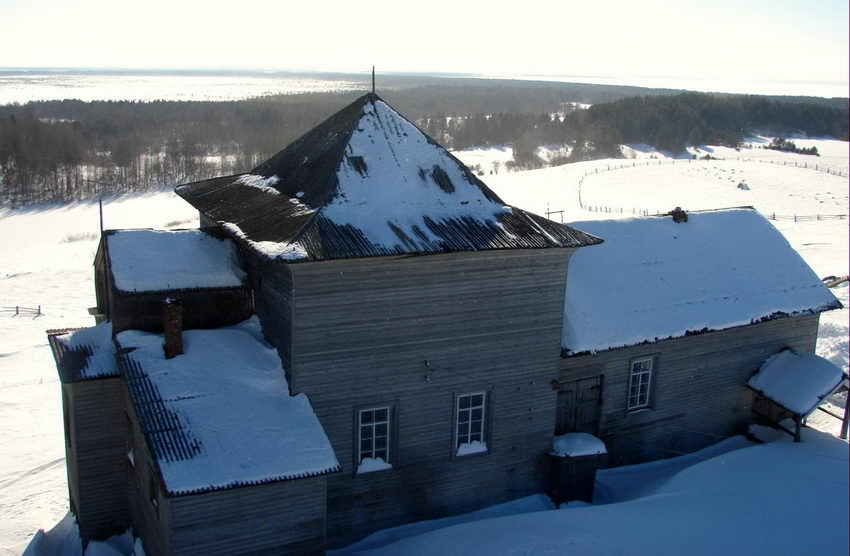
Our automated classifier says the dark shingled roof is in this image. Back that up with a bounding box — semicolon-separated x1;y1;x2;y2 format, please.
175;93;601;262
47;326;119;383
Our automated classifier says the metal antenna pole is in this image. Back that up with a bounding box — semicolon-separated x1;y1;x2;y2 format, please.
372;66;375;94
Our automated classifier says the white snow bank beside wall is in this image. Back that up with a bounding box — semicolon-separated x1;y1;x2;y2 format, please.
107;229;246;292
116;317;339;495
563;209;841;354
748;348;846;416
363;430;848;555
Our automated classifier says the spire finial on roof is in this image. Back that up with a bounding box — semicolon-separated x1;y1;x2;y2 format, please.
371;66;375;94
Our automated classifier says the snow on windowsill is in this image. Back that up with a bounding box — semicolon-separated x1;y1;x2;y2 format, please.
456;440;488;457
357;457;393;474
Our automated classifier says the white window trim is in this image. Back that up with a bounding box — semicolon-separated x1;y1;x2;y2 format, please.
455;392;488;456
357;406;392;474
628;357;654;410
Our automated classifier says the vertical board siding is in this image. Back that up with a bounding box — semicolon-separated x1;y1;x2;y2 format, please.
67;378;130;543
560;314;821;465
289;249;573;547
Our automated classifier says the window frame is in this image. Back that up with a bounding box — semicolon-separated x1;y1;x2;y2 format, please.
453;391;490;458
627;355;656;411
354;403;396;475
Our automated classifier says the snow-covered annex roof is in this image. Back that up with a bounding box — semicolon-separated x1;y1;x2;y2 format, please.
105;229;246;293
748;348;846;417
175;93;601;262
116;317;340;495
47;323;118;383
562;208;842;355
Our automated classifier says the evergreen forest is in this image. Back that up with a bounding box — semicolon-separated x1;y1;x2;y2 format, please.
1;79;847;206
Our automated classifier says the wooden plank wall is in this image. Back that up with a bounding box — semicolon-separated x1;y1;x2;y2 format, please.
110;287;252;334
126;395;172;556
560;314;821;465
125;379;327;555
66;378;130;543
288;249;574;548
239;250;295;383
168;477;327;555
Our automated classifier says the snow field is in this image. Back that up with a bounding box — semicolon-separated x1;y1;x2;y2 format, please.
1;136;847;553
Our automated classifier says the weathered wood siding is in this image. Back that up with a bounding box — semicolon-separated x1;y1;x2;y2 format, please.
124;380;327;555
65;378;129;543
110;287;252;334
288;249;573;548
126;393;172;556
237;248;295;382
560;314;821;466
167;477;327;555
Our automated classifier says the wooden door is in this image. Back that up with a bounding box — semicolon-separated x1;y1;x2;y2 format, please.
556;376;602;435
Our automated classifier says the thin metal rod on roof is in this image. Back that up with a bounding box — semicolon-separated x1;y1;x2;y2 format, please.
98;198;104;234
372;66;375;94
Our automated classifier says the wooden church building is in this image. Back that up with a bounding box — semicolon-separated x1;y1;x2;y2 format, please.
48;93;844;554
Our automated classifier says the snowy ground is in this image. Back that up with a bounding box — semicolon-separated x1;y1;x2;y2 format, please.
2;137;847;554
0;72;362;104
346;429;848;555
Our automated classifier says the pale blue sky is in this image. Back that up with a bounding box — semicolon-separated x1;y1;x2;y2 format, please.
1;0;847;88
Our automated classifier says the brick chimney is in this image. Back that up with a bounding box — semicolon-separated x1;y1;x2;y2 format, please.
163;298;183;359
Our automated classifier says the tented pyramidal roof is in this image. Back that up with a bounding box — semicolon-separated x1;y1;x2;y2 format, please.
175;93;601;262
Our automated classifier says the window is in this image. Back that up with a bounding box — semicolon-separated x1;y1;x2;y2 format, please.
455;392;488;456
628;357;654;410
357;406;392;474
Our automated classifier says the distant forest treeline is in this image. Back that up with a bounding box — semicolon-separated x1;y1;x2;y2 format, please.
1;80;847;205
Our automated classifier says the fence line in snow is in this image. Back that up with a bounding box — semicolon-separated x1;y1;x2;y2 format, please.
1;305;43;318
574;155;848;218
577;205;847;222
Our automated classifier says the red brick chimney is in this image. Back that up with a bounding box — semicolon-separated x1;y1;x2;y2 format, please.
163;298;183;359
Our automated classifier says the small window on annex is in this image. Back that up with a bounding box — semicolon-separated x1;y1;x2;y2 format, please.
455;392;488;457
628;357;655;410
356;406;392;474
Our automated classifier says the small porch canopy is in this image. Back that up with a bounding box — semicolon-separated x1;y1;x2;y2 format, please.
748;348;848;441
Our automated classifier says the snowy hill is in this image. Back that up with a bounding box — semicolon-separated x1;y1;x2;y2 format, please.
1;136;847;554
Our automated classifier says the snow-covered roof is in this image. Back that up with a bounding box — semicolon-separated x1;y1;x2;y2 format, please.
106;229;246;293
47;322;118;383
175;93;601;262
748;348;846;416
116;317;339;495
563;208;842;355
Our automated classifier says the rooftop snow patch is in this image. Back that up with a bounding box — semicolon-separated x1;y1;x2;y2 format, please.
562;208;842;355
47;322;117;382
748;348;846;416
116;317;339;495
106;229;246;292
175;94;600;262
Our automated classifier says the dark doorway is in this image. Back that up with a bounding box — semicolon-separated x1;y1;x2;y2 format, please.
555;376;602;435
